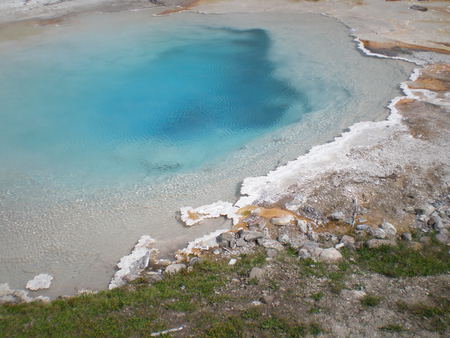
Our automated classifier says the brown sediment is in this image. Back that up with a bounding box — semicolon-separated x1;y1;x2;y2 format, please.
360;39;450;55
237;205;310;222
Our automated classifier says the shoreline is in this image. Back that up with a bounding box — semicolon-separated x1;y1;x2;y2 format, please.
0;0;449;299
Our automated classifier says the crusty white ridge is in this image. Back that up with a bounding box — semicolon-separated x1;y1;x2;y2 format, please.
109;235;159;289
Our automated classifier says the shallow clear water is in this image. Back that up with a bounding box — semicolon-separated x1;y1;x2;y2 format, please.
0;10;413;296
0;26;313;188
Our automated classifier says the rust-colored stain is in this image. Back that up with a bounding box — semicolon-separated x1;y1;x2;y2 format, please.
158;0;204;15
408;77;449;92
187;210;201;220
360;39;450;55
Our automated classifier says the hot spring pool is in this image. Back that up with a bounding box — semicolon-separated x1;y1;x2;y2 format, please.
0;10;413;296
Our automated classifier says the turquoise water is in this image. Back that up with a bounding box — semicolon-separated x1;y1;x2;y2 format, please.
0;25;319;189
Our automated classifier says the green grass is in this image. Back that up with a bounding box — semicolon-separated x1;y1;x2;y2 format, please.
361;295;382;307
379;324;404;332
310;292;324;301
355;241;449;277
0;259;231;337
1;237;448;336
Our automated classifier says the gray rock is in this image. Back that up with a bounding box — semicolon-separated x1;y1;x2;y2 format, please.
330;211;345;221
340;235;355;248
301;240;320;250
356;224;368;231
217;232;235;247
249;267;265;281
365;239;396;249
242;231;264;242
401;232;413;241
381;221;397;239
417;214;430;224
436;229;449;245
188;257;200;266
147;271;163;283
271;215;296;226
298;248;311;259
410;5;428;11
156;259;172;267
415;204;435;216
317;248;342;263
260;239;284;251
428;215;444;230
298;220;308;233
164;263;186;275
266;248;278;258
236;238;247;247
288;236;307;249
310;247;324;259
367;227;386;239
277;233;291;244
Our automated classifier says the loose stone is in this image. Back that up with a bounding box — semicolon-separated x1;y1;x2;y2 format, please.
330;211;345;221
271;215;296;226
317;248;342;263
241;230;264;242
228;258;237;265
401;232;413;241
340;235;355;248
415;204;435;216
266;248;278;258
164;264;186;275
381;221;397;239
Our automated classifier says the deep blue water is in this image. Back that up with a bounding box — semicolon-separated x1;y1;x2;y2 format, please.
0;26;307;188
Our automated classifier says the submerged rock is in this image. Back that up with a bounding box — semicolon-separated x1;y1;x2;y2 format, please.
409;5;428;12
26;273;53;291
